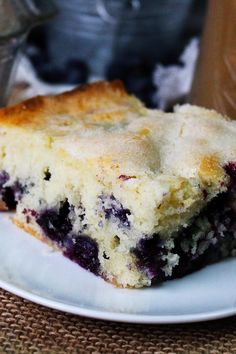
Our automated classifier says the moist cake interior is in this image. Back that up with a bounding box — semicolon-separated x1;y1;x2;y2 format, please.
1;162;236;285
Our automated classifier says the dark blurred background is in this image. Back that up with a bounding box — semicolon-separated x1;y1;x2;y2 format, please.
25;0;207;107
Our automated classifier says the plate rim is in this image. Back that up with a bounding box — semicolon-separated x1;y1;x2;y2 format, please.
0;278;235;324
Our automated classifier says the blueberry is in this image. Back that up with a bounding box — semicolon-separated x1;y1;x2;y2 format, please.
36;200;99;275
0;171;26;209
202;188;208;200
224;162;236;177
101;194;131;228
63;235;100;275
2;187;17;209
224;162;236;188
0;171;9;187
36;200;72;244
133;236;167;280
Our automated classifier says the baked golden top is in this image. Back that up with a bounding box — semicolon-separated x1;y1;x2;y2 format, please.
0;80;236;184
0;81;143;128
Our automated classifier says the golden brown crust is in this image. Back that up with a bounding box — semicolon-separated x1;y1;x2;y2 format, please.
13;219;59;251
0;200;8;211
1;81;235;183
0;80;139;128
106;276;137;289
198;155;226;186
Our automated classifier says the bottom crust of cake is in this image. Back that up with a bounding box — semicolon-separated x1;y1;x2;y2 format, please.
13;218;126;288
13;219;60;251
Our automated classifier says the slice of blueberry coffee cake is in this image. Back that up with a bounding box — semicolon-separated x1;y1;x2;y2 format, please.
0;80;236;288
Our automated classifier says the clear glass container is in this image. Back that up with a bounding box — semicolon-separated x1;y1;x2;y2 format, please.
0;0;56;106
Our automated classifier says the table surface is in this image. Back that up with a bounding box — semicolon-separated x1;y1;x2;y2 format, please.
0;288;236;354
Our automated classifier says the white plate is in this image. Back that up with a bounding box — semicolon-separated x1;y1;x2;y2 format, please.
0;213;236;324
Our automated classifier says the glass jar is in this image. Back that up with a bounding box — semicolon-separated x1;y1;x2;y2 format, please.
45;0;194;78
0;0;56;106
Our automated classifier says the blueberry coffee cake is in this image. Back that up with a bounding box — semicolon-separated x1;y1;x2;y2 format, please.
0;81;236;288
